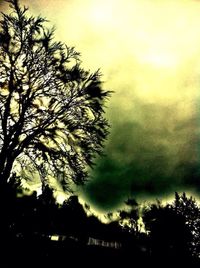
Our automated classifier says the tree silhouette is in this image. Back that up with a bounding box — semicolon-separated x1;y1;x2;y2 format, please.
0;0;110;191
172;192;200;258
119;198;140;235
142;200;192;263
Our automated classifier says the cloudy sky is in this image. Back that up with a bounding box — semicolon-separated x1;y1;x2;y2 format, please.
2;0;200;212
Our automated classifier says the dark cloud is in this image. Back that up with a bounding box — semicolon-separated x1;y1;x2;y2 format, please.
82;99;200;211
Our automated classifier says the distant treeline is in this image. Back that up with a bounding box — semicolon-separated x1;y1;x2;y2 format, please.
0;180;200;266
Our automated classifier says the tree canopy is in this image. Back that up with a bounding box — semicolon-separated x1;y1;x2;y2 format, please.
0;0;111;191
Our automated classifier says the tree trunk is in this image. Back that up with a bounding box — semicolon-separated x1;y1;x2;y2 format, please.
0;155;15;185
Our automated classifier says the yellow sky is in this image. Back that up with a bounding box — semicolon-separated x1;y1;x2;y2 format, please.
0;0;193;109
18;0;200;106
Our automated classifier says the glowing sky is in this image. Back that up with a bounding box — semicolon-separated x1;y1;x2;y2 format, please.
2;0;200;212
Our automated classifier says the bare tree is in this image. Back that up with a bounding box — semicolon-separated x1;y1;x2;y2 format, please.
0;0;111;191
